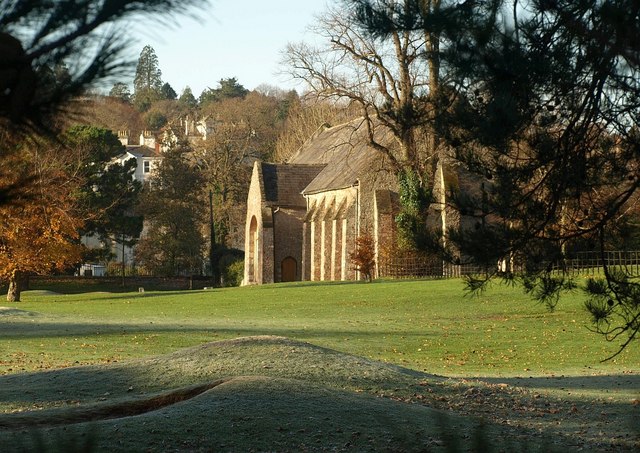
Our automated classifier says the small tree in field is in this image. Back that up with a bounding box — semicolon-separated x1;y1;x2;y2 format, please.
350;234;376;282
0;142;84;302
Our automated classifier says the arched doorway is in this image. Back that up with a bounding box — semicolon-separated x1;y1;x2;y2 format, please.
248;216;258;283
281;256;297;282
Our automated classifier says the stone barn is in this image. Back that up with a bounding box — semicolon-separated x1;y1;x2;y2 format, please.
243;119;400;285
244;162;326;284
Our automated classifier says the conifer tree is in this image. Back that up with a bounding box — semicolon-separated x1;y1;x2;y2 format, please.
178;86;198;109
352;0;640;355
133;45;164;111
66;125;143;263
161;82;177;100
135;142;206;276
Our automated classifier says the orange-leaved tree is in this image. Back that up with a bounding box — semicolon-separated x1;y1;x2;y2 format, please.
349;234;376;282
0;140;84;302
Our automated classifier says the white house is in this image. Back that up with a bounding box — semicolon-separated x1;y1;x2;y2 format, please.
159;115;220;152
79;130;163;275
115;131;162;183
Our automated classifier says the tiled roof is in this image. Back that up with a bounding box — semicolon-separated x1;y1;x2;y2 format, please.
288;118;396;194
260;163;325;207
126;145;160;158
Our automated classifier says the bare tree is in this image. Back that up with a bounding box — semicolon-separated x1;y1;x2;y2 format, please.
283;1;443;182
274;97;359;162
354;0;640;355
192;93;284;246
80;96;144;135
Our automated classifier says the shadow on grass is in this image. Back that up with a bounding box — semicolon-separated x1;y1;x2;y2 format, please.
0;366;568;453
474;374;640;392
0;317;436;341
4;403;562;453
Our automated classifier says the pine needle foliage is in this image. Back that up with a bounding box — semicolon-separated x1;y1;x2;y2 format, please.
349;0;640;355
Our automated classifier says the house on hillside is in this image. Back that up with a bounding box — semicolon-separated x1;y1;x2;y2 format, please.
81;130;162;269
115;130;162;183
161;115;220;150
243;119;400;285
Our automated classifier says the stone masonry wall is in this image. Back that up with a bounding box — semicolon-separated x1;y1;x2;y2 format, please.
272;207;306;282
244;164;265;285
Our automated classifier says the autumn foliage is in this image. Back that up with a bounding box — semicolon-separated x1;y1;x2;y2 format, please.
349;234;376;282
0;142;84;301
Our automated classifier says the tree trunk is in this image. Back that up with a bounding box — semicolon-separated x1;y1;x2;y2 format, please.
7;271;25;302
209;189;221;286
121;233;126;287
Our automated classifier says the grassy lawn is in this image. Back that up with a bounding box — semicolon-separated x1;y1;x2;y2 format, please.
1;279;637;376
0;279;638;451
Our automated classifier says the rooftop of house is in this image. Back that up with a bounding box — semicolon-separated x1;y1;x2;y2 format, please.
124;145;161;158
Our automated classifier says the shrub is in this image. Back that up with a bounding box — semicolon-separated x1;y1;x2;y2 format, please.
350;234;376;282
222;259;244;287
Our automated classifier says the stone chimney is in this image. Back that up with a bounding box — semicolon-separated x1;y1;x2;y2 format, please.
118;130;130;146
140;130;156;148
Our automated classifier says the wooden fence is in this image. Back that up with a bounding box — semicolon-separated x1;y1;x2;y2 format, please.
377;254;488;279
378;251;640;280
550;251;640;277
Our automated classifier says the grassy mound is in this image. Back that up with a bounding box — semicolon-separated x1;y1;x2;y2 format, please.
0;337;428;413
4;377;464;452
1;336;634;452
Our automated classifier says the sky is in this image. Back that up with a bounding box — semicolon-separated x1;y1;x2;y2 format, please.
126;0;333;97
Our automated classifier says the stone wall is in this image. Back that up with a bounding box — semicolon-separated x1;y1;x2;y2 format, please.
273;207;306;282
244;163;265;285
29;275;217;292
303;187;358;282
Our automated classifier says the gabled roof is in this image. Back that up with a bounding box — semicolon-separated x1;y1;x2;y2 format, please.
125;145;160;158
259;162;325;208
288;118;396;195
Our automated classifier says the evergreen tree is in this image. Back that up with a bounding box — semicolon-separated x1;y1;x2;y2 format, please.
199;78;248;106
133;45;163;111
161;82;177;100
144;110;168;130
216;77;248;99
135;143;205;276
352;0;640;354
178;86;198;109
65;125;143;262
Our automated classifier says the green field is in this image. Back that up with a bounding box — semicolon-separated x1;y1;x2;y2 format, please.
0;279;638;451
2;279;637;376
